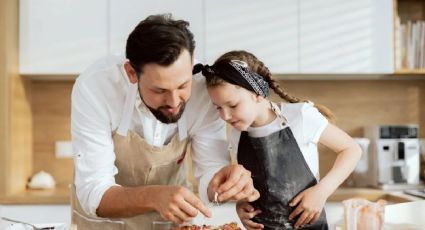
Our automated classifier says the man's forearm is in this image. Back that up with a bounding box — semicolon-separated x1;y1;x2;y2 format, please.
96;185;160;218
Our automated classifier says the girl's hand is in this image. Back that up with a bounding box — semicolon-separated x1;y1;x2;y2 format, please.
288;185;328;229
208;164;259;202
236;201;264;230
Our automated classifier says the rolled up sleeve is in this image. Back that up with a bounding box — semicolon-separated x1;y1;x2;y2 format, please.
190;102;229;204
71;79;119;217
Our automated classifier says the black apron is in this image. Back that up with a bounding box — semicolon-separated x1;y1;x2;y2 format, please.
237;106;328;230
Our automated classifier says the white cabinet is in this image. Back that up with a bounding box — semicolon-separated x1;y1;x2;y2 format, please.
19;0;108;74
19;0;394;75
299;0;394;73
19;0;203;74
205;0;299;73
109;0;205;61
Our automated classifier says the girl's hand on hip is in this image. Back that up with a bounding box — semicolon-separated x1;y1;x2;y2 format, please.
208;164;259;202
288;185;327;229
236;201;264;230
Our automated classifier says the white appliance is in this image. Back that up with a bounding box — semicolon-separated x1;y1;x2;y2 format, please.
365;125;420;188
346;138;370;187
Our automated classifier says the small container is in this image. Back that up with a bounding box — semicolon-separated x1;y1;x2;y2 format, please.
342;198;386;230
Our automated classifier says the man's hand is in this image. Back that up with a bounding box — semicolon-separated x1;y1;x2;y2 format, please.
208;164;259;202
153;185;211;224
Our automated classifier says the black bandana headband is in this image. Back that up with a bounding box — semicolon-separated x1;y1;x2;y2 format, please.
193;60;270;97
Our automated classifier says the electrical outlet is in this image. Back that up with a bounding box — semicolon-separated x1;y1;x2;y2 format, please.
55;141;73;158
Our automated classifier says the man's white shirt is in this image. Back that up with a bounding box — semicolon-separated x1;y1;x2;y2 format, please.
71;55;229;216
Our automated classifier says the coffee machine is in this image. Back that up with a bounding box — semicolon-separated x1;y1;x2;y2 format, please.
365;125;420;189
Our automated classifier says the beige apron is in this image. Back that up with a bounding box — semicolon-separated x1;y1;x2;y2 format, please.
71;82;192;230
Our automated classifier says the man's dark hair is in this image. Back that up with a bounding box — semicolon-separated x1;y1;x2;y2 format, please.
126;14;195;74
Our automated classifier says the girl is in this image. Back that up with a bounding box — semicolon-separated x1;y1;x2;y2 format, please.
193;51;362;230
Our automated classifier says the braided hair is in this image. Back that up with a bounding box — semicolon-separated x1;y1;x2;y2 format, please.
204;50;336;122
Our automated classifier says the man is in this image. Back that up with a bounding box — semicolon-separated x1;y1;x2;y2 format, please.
71;14;258;229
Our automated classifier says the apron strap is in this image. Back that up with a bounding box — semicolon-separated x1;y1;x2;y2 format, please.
117;83;138;136
177;116;188;140
270;101;288;128
228;128;241;160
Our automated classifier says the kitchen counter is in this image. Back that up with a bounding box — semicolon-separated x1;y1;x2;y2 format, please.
321;188;424;229
0;187;422;229
0;187;421;205
327;200;425;229
328;187;423;203
195;187;424;228
0;204;70;229
0;187;69;204
386;200;425;225
0;199;423;229
196;200;425;229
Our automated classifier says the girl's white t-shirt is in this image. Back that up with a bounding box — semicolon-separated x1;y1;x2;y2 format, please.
243;102;328;179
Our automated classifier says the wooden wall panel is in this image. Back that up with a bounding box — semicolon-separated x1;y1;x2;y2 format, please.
32;82;74;188
10;77;33;194
30;79;425;190
272;79;425;177
0;0;33;196
0;0;10;195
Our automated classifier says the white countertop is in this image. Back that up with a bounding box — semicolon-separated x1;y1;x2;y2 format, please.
385;200;425;226
0;205;70;230
1;201;424;229
327;200;425;230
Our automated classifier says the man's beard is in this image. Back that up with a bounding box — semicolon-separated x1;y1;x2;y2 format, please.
145;102;186;124
138;89;186;124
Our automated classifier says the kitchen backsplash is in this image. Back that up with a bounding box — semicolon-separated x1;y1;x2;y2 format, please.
31;79;425;189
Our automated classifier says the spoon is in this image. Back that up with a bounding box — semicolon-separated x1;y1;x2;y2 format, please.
1;217;55;230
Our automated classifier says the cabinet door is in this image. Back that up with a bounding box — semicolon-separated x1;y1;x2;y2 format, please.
109;0;204;62
19;0;108;74
205;0;298;73
299;0;394;73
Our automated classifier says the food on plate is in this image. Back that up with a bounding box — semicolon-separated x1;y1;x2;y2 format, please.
170;222;241;230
